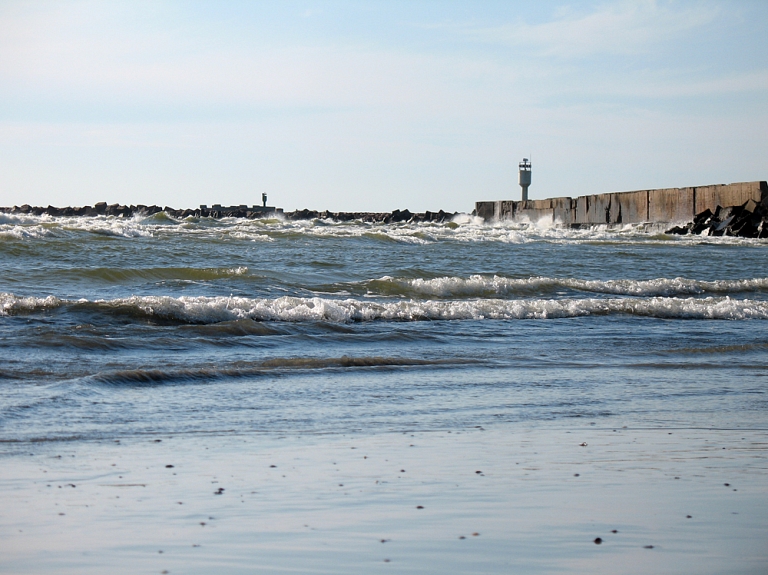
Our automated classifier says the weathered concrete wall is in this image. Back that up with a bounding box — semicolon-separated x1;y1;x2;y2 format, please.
476;181;767;225
613;190;649;223
694;182;766;215
648;187;694;223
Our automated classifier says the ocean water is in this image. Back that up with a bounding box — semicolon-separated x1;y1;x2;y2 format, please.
1;212;767;573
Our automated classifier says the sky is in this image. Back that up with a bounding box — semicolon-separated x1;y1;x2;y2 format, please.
0;0;766;212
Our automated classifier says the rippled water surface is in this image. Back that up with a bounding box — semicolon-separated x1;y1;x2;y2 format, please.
1;213;767;573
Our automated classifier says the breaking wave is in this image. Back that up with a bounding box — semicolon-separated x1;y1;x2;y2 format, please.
365;275;768;298
2;292;767;322
2;213;766;244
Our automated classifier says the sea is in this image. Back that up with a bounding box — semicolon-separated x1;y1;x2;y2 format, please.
1;212;767;574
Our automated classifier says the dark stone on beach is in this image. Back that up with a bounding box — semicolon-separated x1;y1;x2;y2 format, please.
594;538;602;544
165;464;174;468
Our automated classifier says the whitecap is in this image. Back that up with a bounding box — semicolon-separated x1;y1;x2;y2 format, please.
3;293;762;322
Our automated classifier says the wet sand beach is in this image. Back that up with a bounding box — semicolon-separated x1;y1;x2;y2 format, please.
2;426;766;574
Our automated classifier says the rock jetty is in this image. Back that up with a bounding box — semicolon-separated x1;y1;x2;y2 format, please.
284;208;458;223
0;203;460;223
665;198;768;238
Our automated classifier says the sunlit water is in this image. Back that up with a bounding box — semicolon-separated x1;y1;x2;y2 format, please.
1;213;767;573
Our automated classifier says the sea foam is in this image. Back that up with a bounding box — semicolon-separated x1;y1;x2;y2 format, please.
1;212;767;244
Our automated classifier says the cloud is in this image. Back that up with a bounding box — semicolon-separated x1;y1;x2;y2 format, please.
0;2;470;115
465;1;719;58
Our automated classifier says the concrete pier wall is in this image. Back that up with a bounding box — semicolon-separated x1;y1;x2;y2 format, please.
476;181;768;225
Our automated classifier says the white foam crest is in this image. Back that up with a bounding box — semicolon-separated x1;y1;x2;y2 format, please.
0;293;62;314
100;294;768;322
69;217;154;238
377;275;768;297
450;213;485;225
0;214;155;239
3;292;766;321
0;225;63;239
226;231;274;242
0;213;48;225
289;222;436;244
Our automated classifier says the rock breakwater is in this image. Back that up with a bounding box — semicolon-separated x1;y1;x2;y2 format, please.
0;203;460;223
666;199;768;238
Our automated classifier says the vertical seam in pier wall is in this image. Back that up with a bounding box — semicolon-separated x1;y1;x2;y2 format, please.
646;190;649;222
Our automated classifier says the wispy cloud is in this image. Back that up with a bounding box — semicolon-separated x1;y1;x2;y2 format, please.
465;1;719;58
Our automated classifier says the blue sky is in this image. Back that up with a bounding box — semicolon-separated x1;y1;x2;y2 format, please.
1;0;766;212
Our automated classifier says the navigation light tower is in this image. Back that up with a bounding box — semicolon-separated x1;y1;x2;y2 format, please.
518;158;531;201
